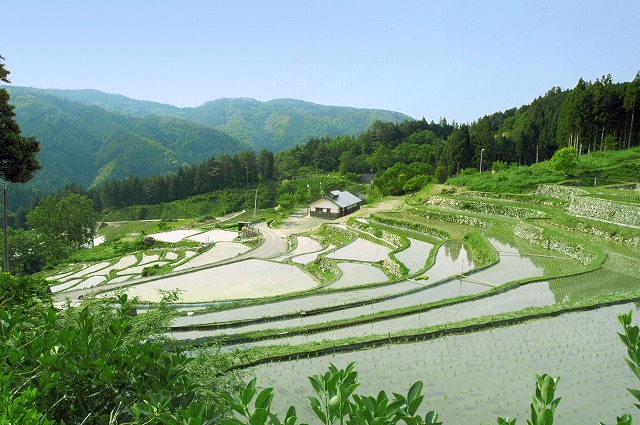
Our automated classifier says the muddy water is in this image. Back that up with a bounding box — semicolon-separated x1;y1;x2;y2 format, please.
250;303;639;424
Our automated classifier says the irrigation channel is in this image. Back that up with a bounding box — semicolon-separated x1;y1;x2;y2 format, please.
248;302;640;424
169;237;577;346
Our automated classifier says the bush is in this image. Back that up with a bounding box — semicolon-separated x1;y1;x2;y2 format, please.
0;294;229;424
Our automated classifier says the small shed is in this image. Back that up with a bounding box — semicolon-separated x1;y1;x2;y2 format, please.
309;190;363;219
237;221;253;232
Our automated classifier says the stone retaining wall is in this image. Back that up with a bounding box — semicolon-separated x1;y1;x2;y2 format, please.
535;184;588;201
567;196;640;227
425;196;547;219
514;222;596;265
404;206;489;228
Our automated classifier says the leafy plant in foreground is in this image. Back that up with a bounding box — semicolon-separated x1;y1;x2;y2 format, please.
0;294;225;424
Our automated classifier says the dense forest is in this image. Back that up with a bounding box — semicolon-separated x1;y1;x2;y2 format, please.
275;73;640;185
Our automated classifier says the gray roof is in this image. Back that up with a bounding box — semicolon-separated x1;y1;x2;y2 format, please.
324;190;362;208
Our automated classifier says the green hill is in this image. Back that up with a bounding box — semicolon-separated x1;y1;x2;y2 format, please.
4;87;248;192
181;97;413;151
4;86;412;197
10;87;412;151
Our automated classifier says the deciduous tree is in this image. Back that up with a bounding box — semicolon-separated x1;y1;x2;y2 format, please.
548;146;578;176
27;193;98;253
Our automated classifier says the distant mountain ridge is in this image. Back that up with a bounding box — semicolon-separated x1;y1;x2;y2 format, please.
18;87;412;150
4;86;412;195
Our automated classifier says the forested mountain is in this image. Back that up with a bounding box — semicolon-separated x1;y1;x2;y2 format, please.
4;86;247;193
10;87;412;151
3;86;411;207
180;97;412;151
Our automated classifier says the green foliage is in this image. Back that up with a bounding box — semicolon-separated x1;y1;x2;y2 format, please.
142;263;173;277
447;162;559;193
4;228;48;274
464;230;499;266
0;58;41;183
314;224;356;247
0;272;50;310
375;163;433;196
434;166;448;184
226;362;441;425
221;377;298;425
492;160;508;172
0;294;228;424
27;192;98;256
548;147;578;176
617;311;640;409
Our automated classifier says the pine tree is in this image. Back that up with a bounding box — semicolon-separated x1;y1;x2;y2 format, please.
0;55;41;183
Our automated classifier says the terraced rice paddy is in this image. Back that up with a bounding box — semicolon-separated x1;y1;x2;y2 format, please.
290;244;335;265
48;228;251;293
172;280;422;327
173;243;249;271
231;281;555;349
416;241;473;282
288;236;323;257
394;238;433;274
44;185;640;423
170;236;556;344
82;187;637;424
187;229;238;243
123;259;319;302
148;229;201;243
330;263;388;288
549;252;640;302
327;238;392;262
250;303;638;424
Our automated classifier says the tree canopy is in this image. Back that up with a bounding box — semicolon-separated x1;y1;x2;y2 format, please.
27;192;98;253
0;55;40;183
548;146;579;176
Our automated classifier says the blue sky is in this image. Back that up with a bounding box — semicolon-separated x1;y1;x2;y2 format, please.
2;1;639;124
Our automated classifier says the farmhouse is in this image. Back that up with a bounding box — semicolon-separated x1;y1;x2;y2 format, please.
309;190;363;219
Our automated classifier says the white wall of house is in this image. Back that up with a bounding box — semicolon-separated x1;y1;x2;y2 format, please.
309;198;339;214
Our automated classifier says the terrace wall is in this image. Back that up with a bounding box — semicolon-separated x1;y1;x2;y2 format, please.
535;184;588;201
567;196;640;227
514;222;597;265
425;196;547;219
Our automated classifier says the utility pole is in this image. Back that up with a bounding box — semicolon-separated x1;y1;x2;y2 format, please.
253;188;258;219
3;182;8;273
536;145;539;164
479;148;485;173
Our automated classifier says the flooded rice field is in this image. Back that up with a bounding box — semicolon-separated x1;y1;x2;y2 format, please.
394;238;434;274
123;259;318;302
238;281;555;348
330;263;389;288
250;303;639;424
